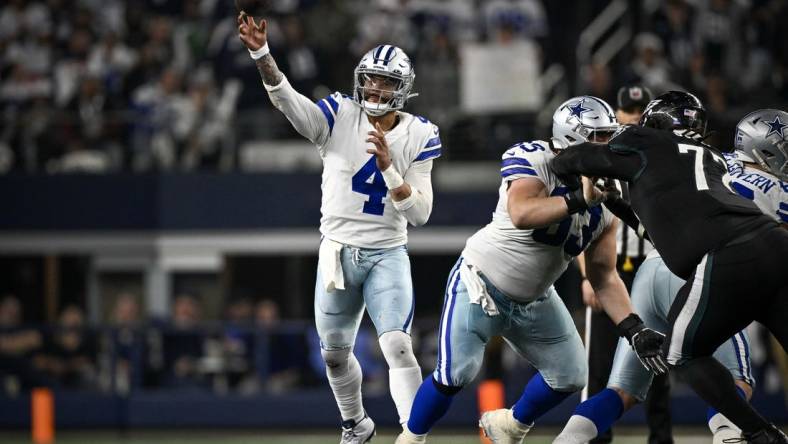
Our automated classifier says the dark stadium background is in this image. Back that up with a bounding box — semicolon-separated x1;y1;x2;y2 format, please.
0;0;786;442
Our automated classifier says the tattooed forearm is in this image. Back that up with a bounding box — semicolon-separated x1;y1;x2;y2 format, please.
256;54;284;86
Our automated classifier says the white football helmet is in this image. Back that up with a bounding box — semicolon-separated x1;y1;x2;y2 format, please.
353;44;417;116
552;96;619;147
734;109;788;181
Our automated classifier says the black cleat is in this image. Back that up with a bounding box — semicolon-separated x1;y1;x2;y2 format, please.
724;424;788;444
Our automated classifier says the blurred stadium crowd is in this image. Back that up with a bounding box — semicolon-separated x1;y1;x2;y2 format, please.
1;0;787;173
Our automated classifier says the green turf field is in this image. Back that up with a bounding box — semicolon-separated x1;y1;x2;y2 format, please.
0;429;718;444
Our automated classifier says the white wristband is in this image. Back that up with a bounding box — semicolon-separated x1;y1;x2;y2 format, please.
248;42;270;60
381;165;405;190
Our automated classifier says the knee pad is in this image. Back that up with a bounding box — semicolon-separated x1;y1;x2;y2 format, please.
321;347;351;371
379;330;418;369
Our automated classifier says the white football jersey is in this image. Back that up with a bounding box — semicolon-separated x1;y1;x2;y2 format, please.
463;141;615;302
266;77;441;248
725;151;788;224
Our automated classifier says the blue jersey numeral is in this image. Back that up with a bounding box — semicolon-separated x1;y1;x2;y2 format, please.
351;156;387;215
533;206;602;257
532;188;602;256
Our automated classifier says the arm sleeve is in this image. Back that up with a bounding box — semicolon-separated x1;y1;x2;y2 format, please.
392;160;434;226
264;76;331;150
550;142;644;189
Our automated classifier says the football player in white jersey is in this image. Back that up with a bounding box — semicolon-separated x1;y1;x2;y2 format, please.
239;14;442;443
552;108;788;444
396;97;665;444
726;109;788;226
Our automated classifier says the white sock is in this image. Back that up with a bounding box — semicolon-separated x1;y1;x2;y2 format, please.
708;412;741;434
389;366;422;425
326;353;364;423
553;415;599;444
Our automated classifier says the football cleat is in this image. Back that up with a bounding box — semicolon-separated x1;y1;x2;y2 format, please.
479;409;532;444
394;426;427;444
339;415;376;444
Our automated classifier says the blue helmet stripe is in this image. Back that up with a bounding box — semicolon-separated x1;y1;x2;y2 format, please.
383;45;395;65
373;45;384;62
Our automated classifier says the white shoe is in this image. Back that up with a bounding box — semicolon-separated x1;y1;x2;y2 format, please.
479;409;532;444
340;415;376;444
395;426;427;444
713;426;742;444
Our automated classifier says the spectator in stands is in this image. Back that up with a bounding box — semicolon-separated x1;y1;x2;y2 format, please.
36;305;97;389
0;294;46;394
625;32;679;93
254;298;308;394
482;0;549;42
649;0;696;77
108;293;142;393
223;297;254;390
160;293;207;389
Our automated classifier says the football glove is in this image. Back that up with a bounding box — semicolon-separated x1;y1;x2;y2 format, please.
617;313;669;374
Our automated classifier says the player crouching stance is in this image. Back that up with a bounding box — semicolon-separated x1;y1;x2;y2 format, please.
396;97;664;444
239;14;443;443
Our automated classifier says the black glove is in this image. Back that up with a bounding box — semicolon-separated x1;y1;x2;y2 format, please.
617;313;669;374
600;178;621;203
563;188;588;214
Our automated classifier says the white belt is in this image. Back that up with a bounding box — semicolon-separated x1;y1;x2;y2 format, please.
459;261;499;316
319;238;345;292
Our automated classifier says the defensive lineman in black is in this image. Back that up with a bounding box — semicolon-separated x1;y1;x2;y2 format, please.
550;91;788;443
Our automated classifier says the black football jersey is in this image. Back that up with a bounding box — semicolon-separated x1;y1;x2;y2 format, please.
551;125;774;279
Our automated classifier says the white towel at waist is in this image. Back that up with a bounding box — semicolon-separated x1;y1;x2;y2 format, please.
459;261;499;316
318;238;345;292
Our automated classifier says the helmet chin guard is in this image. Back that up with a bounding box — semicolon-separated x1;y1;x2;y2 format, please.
353;45;416;116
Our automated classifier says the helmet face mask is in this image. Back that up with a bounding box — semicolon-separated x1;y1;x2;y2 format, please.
735;109;788;180
353;45;416;117
552;96;619;147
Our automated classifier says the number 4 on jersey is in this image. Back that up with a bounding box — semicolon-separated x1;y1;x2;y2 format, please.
352;156;387;215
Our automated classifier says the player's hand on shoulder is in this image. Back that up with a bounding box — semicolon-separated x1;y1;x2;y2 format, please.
237;12;267;51
367;122;392;171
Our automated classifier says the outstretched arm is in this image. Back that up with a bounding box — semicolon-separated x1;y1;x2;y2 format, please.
238;13;283;86
550;143;644;189
238;13;329;147
586;219;668;374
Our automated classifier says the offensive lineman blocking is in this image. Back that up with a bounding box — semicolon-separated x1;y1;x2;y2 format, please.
397;97;665;444
239;15;442;443
554;108;788;444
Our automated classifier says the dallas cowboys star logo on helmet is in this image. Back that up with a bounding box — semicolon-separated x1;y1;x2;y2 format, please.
567;100;592;120
762;116;787;138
